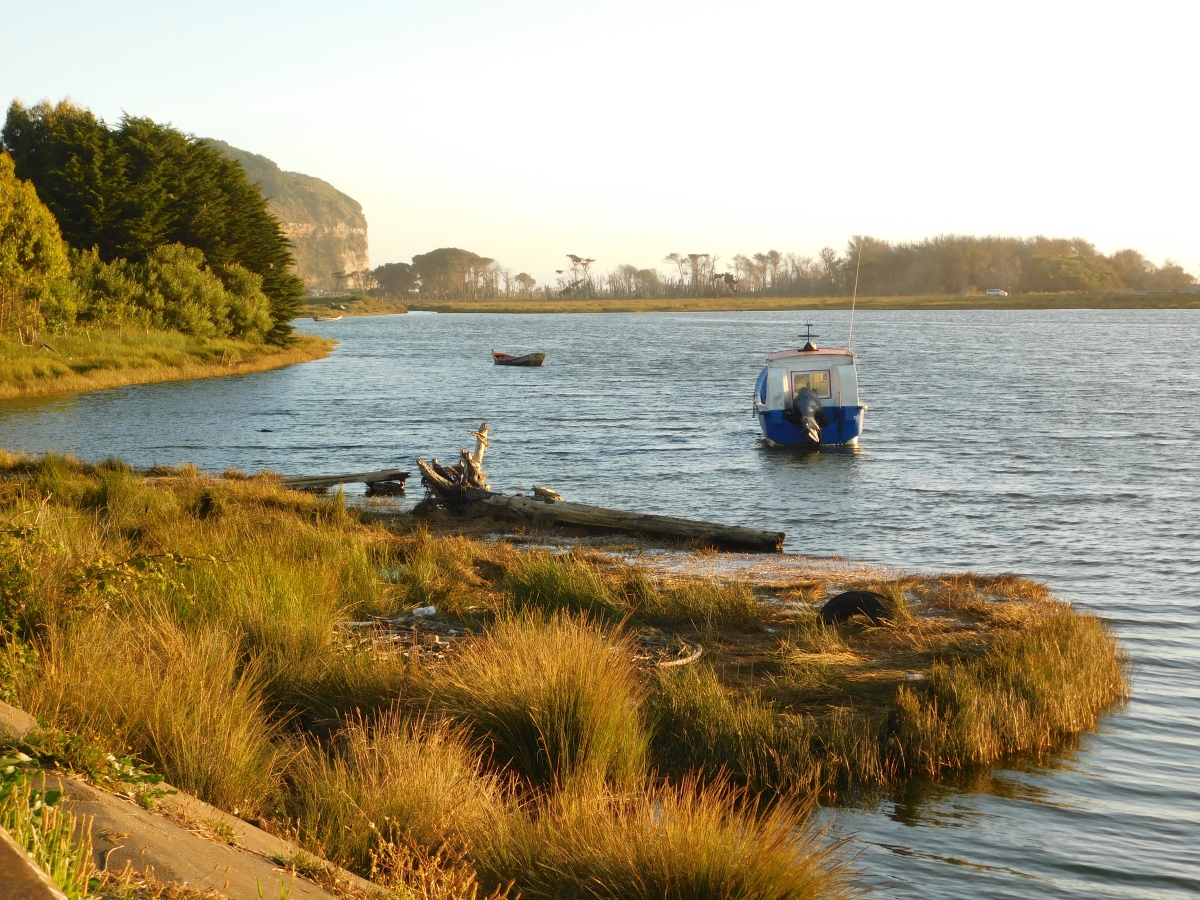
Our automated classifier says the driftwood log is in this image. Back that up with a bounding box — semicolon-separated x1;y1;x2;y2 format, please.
462;489;783;552
282;468;409;492
417;424;491;499
413;423;784;552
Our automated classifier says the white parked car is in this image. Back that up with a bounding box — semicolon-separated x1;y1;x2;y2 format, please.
986;288;1009;297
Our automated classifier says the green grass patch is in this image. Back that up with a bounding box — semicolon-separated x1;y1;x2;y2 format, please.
0;329;331;399
0;758;94;899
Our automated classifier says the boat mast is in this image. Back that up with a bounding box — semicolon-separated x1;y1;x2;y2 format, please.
847;238;863;352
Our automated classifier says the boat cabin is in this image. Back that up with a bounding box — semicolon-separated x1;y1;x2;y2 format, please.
760;347;859;412
754;342;865;447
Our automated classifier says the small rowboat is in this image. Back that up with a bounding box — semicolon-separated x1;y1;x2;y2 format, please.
492;350;546;367
312;314;343;322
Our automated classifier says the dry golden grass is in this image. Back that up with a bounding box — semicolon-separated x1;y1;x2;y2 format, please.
286;709;509;873
0;330;332;399
472;778;845;900
0;455;1127;898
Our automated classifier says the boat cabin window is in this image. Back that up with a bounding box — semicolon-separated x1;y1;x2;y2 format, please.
791;370;830;399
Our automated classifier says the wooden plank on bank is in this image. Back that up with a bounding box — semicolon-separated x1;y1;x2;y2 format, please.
463;489;784;552
282;468;410;490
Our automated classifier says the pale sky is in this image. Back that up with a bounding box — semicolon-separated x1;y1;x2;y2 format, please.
3;0;1197;283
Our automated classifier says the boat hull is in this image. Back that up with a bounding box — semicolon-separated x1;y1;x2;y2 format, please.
758;406;865;446
493;352;546;367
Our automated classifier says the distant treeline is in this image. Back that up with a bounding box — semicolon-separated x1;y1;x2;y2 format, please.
371;248;537;301
371;238;1194;301
0;100;303;343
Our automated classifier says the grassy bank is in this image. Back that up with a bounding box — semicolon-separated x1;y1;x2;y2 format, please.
0;330;333;400
0;456;1129;898
408;290;1200;314
304;294;409;318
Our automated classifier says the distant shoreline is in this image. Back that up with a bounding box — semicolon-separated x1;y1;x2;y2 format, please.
312;292;1200;316
0;332;333;401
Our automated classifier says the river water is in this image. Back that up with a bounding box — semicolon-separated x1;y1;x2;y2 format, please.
2;309;1197;897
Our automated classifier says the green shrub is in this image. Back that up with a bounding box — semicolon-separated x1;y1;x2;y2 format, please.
0;152;76;337
72;243;272;341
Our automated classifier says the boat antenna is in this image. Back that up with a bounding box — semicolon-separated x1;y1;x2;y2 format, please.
847;239;863;352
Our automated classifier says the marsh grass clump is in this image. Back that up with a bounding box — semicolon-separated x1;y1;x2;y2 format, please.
649;665;820;795
286;709;507;874
284;644;418;735
503;551;621;619
625;570;762;626
472;778;843;900
21;611;282;815
893;605;1128;773
500;553;761;627
393;527;506;617
431;613;648;790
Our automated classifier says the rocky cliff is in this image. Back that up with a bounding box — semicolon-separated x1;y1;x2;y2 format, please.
205;139;370;292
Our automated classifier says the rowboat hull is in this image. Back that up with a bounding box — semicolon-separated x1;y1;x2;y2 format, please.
492;351;546;367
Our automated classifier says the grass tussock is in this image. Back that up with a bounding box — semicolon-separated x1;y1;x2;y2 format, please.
430;613;648;790
286;709;507;873
0;329;331;399
472;778;842;900
0;453;1129;899
19;611;281;816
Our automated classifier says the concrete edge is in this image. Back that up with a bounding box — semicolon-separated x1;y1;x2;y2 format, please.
0;825;69;900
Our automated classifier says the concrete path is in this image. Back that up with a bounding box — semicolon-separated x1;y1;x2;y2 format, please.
60;775;382;900
2;700;382;900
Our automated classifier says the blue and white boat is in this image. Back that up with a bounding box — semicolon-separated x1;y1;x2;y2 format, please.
753;324;866;447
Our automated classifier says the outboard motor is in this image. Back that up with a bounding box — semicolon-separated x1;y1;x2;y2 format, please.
784;386;827;445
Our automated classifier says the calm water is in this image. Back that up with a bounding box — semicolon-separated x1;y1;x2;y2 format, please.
3;309;1197;898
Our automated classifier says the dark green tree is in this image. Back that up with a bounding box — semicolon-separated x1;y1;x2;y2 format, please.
372;261;419;297
1;100;303;343
411;248;488;298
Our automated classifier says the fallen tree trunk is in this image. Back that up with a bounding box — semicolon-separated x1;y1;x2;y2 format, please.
281;468;410;491
463;489;783;552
